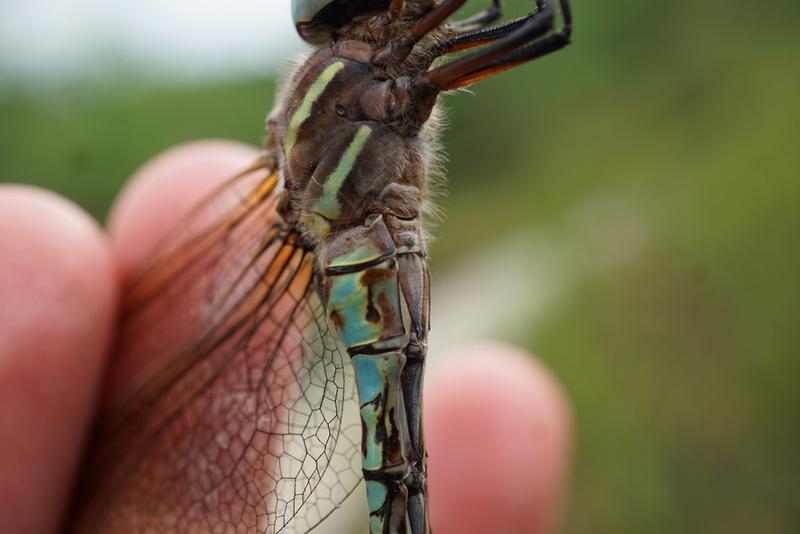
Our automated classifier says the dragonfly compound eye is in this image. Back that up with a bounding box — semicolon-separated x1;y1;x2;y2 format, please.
292;0;390;44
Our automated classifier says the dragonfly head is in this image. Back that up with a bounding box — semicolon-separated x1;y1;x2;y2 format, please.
292;0;390;45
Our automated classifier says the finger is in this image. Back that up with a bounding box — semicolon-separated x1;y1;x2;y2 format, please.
99;140;264;429
107;139;261;279
73;142;294;531
0;186;116;534
425;341;571;534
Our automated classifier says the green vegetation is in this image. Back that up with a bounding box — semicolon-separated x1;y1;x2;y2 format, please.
2;1;798;532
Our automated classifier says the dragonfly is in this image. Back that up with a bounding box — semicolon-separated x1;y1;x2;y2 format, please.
69;1;571;533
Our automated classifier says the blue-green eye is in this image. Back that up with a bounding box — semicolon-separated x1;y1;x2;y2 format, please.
292;0;335;26
292;0;338;44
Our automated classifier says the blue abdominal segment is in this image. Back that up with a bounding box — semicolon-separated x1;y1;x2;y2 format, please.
321;216;415;533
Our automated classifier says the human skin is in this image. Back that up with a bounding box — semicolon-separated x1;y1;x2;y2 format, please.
0;141;571;534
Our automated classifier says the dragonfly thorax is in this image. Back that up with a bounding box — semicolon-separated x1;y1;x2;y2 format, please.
273;45;434;242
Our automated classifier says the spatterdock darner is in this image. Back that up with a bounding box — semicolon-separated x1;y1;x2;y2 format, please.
69;1;571;532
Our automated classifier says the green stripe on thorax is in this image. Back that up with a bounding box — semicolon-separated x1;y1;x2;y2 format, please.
312;124;373;219
285;61;345;154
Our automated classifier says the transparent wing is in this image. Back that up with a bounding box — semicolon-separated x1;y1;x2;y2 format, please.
71;159;362;534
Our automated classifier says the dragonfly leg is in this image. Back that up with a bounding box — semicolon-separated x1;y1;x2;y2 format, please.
319;210;431;533
374;0;470;66
439;2;539;53
422;0;571;90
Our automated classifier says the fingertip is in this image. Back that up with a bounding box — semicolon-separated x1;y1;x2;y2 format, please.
0;185;117;533
426;341;571;534
107;140;261;277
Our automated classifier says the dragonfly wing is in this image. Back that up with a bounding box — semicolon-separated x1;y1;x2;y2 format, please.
71;159;361;534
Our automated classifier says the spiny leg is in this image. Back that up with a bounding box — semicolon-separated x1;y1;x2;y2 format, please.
422;0;571;90
441;0;544;53
445;25;571;87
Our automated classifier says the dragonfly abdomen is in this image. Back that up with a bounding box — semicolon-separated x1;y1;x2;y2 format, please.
319;210;430;534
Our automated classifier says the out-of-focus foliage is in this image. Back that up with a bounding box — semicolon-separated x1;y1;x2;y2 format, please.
1;0;798;532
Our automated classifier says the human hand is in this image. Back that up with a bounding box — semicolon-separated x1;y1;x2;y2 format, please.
0;141;571;534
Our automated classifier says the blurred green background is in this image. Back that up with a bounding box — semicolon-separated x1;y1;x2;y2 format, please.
2;0;799;532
